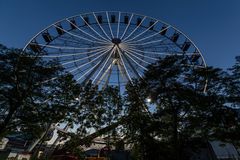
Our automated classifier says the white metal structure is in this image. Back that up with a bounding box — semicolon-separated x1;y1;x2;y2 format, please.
23;11;206;92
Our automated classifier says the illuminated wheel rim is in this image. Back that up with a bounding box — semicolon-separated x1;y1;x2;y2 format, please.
23;11;206;91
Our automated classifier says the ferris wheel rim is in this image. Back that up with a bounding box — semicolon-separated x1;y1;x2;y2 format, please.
22;11;205;62
22;11;207;91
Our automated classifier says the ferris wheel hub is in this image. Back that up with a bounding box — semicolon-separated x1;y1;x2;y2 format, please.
111;38;121;45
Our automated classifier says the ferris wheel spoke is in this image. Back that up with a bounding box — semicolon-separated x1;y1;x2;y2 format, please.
56;36;90;46
81;45;115;85
124;21;159;43
61;48;110;65
124;35;168;44
96;61;113;85
117;61;126;83
117;12;121;38
121;48;148;70
125;39;164;46
122;48;152;65
75;61;102;82
122;16;146;41
58;33;109;46
80;15;111;42
117;64;121;91
117;46;142;79
92;47;115;83
53;24;108;45
103;65;113;89
126;26;170;43
120;14;134;39
31;43;105;50
66;19;109;43
127;47;176;56
125;36;169;46
128;47;194;56
58;32;99;46
106;12;114;39
68;47;112;73
128;42;174;50
39;47;108;58
93;12;112;41
42;49;107;56
125;48;159;61
117;47;133;83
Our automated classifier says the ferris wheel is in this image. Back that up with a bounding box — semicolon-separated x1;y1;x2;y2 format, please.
22;11;208;155
23;11;206;92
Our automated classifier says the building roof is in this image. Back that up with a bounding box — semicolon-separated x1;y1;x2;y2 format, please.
209;141;240;159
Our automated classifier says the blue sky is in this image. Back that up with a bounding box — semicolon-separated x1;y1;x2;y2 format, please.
0;0;240;68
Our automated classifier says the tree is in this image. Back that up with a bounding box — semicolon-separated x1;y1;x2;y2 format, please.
60;85;124;150
124;55;240;160
227;56;240;108
0;45;80;139
124;81;161;160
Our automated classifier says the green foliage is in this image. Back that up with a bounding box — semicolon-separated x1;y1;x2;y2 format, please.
0;45;80;138
60;84;124;148
124;55;240;160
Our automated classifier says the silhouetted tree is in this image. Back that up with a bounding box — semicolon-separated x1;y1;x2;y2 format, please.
60;85;124;150
125;55;240;160
0;45;80;138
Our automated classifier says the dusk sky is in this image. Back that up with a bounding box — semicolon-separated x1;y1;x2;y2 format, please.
0;0;240;68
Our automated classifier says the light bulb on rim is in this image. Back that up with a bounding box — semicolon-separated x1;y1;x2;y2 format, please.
146;97;151;103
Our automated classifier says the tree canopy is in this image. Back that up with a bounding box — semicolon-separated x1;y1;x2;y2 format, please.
0;45;81;138
124;55;240;160
0;44;239;160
